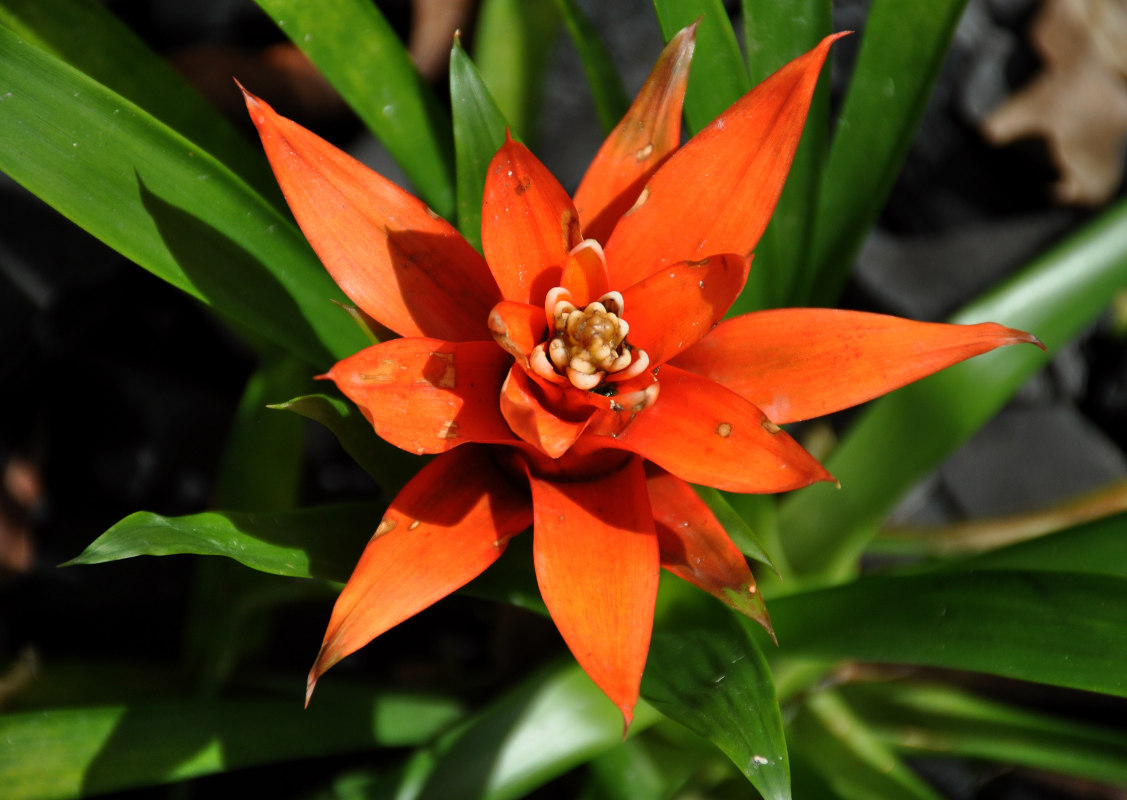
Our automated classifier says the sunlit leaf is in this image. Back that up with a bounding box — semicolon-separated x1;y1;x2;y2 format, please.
252;0;456;218
0;28;367;366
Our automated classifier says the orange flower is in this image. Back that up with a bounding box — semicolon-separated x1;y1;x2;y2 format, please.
243;25;1041;728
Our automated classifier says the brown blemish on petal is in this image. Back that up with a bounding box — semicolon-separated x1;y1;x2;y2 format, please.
761;419;782;435
438;420;460;439
716;422;733;438
686;257;710;267
635;142;654;161
422;351;456;388
425;206;441;220
408;520;421;531
375;518;397;537
514;176;532;195
359;358;405;383
560;208;581;250
623;185;650;217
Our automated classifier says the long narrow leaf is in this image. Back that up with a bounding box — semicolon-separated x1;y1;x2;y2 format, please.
780;196;1127;580
0;29;367;366
771;570;1127;698
450;37;511;250
252;0;456;218
0;0;281;201
473;0;561;142
806;0;968;304
553;0;629;134
0;689;463;800
788;690;944;800
843;681;1127;787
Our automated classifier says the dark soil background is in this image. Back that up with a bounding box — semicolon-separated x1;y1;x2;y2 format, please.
2;1;1126;798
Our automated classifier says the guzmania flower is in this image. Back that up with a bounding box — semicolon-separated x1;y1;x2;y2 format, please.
242;24;1042;729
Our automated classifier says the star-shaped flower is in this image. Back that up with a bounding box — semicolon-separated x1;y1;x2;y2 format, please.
242;25;1041;728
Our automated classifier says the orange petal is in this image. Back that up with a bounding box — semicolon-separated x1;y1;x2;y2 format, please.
559;239;611;308
645;466;771;636
528;457;659;731
307;446;532;702
606;365;834;493
326;339;516;454
603;33;845;288
573;23;697;244
672;310;1046;425
501;366;594;458
241;86;498;341
488;300;548;368
482;133;583;305
622;253;751;365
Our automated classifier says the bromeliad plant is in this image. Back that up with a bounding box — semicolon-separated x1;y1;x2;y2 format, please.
5;1;1127;798
241;27;1040;728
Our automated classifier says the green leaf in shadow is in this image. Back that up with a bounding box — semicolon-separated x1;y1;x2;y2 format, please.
64;504;382;583
553;0;629;134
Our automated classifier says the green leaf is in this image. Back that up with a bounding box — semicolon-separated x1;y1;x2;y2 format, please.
945;510;1127;577
269;393;424;493
0;687;463;800
0;0;282;202
215;354;313;511
450;36;511;251
694;486;775;571
788;690;944;800
843;680;1127;787
653;0;749;135
732;0;833;311
252;0;456;219
583;735;701;800
473;0;561;143
407;662;662;800
807;0;969;304
780;195;1127;581
0;29;367;366
65;504;381;583
771;570;1127;698
642;614;790;800
553;0;629;134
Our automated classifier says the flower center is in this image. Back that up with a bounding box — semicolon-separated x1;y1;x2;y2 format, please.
531;288;650;391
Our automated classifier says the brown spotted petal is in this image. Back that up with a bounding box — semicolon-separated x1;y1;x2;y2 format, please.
324;339;516;455
603;365;834;493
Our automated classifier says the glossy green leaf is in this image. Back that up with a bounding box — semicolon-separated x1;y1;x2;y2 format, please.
788;690;944;800
65;504;381;582
252;0;456;218
780;196;1127;581
771;570;1127;697
269;393;424;493
0;29;367;367
404;662;661;800
474;0;560;142
215;354;313;511
0;0;281;202
808;0;968;304
642;614;790;800
653;0;749;135
0;687;463;800
946;510;1127;577
553;0;629;134
732;0;832;311
450;36;511;251
583;735;701;800
844;681;1127;786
